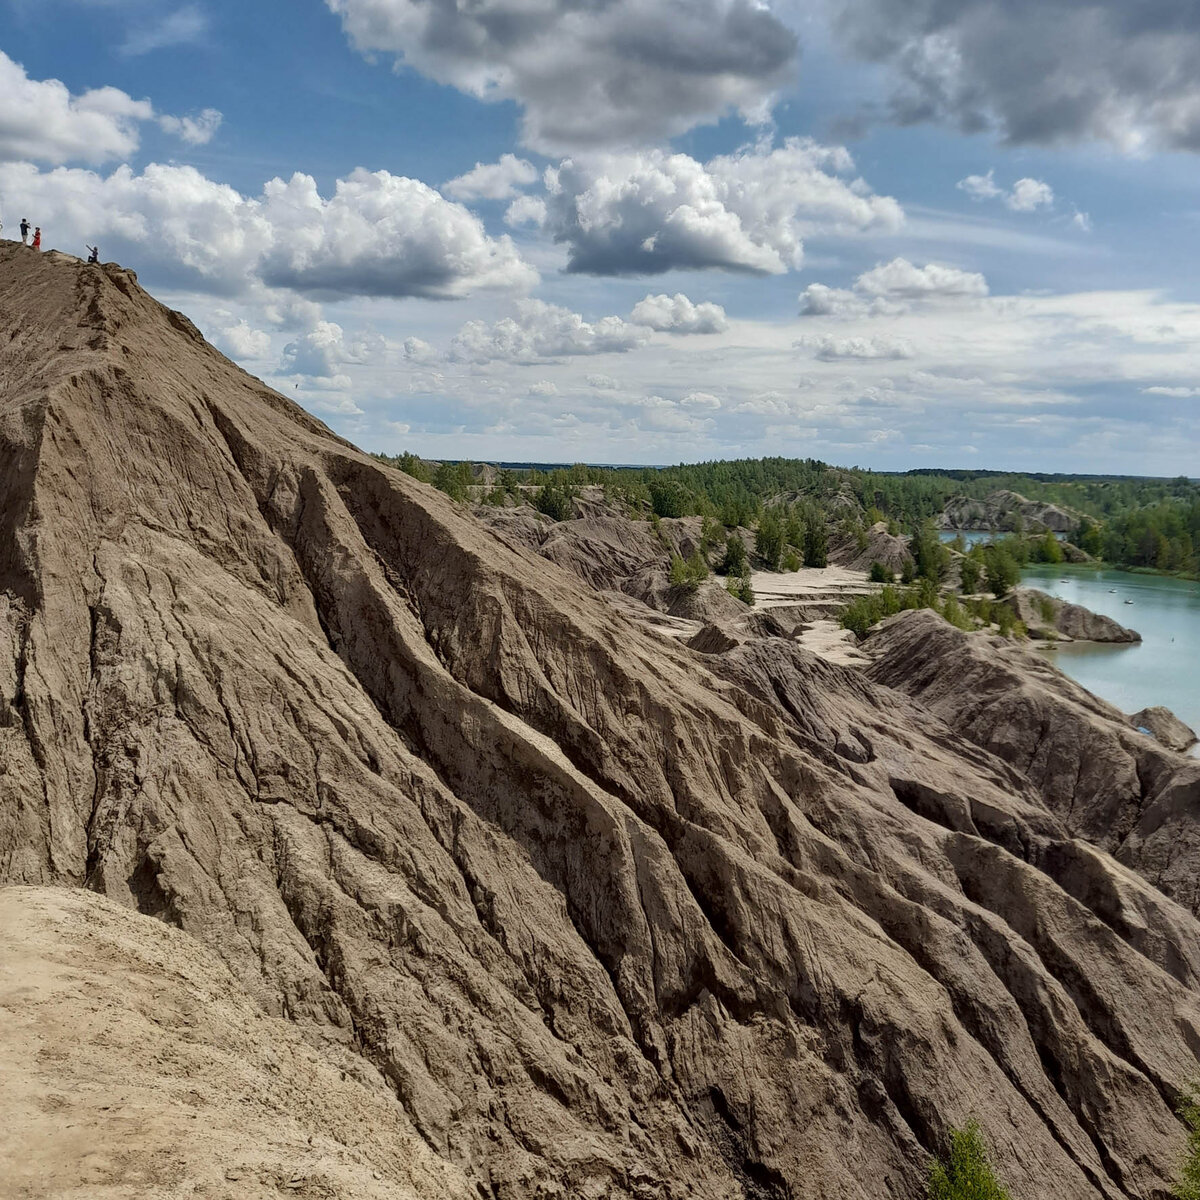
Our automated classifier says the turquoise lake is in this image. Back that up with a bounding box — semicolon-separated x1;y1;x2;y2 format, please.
939;530;1065;548
1021;564;1200;752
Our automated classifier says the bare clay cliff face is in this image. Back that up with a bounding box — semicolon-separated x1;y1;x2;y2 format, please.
866;610;1200;916
2;245;1200;1199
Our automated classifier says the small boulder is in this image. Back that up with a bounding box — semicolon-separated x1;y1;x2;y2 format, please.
1130;706;1198;753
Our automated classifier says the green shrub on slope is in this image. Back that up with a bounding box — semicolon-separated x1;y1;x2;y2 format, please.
1176;1088;1200;1200
928;1121;1012;1200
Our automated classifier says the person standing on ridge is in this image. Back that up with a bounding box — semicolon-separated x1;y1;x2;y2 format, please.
19;218;29;245
86;245;99;264
31;227;41;250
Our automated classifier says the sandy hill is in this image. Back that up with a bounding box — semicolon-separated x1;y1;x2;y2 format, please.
1;243;1199;1198
0;886;467;1200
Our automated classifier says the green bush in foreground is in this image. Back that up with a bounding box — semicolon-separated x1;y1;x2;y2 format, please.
1176;1087;1200;1200
719;533;748;575
433;460;473;502
958;554;982;595
928;1120;1012;1200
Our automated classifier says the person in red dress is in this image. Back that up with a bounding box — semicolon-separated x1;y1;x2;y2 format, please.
31;227;41;250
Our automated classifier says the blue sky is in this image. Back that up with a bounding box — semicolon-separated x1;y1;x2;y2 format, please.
3;0;1200;473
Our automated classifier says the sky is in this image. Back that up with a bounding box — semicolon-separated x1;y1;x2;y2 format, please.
3;0;1200;473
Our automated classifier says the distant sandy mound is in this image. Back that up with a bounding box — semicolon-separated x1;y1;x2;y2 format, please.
941;489;1077;533
829;520;913;574
1006;587;1140;643
474;507;719;617
0;886;464;1200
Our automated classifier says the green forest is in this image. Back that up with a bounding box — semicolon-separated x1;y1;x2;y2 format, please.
374;452;1200;579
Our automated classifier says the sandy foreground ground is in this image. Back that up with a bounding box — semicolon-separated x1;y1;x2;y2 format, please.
0;887;464;1200
792;619;873;666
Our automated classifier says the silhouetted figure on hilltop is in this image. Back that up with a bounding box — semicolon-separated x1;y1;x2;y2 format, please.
19;219;29;245
87;245;99;264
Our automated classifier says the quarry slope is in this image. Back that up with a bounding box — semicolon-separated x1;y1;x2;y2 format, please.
2;244;1200;1199
867;610;1200;916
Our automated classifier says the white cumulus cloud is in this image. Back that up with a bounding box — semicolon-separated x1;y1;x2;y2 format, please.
443;154;538;202
0;50;221;166
630;293;729;334
586;373;621;390
216;319;271;360
403;336;440;365
957;170;1002;201
1006;177;1055;212
0;50;152;165
855;257;989;298
281;320;355;379
958;170;1054;212
158;108;223;146
798;333;916;360
449;300;648;363
0;162;538;300
800;257;987;317
535;139;903;276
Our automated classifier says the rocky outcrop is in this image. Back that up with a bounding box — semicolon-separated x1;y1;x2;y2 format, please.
3;245;1200;1199
941;489;1078;533
664;579;748;623
866;610;1200;913
1006;587;1141;643
1131;706;1199;753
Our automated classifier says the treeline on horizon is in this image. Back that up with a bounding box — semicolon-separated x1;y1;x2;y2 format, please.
375;452;1200;577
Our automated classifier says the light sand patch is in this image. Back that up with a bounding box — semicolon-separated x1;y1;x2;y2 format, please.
796;619;874;667
745;565;875;607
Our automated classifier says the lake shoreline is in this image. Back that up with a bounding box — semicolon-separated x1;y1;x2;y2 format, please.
1022;563;1200;757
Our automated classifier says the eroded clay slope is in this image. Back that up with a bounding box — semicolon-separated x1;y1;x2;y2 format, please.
1;245;1199;1199
866;609;1200;914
